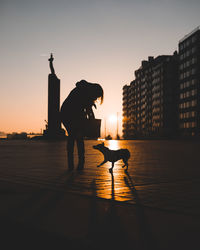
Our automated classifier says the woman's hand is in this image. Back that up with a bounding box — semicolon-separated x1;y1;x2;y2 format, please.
85;106;95;119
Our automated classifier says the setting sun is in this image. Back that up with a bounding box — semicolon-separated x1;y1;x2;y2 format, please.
109;114;117;123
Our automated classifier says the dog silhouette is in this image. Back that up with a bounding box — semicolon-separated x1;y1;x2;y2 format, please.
93;142;130;173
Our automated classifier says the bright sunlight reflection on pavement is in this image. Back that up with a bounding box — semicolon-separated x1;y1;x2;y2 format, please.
94;140;131;201
107;140;119;150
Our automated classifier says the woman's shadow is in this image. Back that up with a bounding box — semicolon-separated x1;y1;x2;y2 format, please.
15;171;80;223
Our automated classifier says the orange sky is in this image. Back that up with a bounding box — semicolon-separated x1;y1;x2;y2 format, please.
1;0;200;136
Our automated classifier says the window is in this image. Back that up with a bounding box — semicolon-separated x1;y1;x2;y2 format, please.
192;36;197;43
192;68;196;75
192;100;197;107
192;122;196;128
186;40;190;46
192;57;197;64
192;47;197;53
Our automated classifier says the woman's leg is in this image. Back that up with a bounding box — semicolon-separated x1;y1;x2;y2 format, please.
62;115;85;170
62;119;75;170
76;137;85;170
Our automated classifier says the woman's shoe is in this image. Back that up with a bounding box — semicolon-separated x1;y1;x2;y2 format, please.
68;159;74;171
68;165;74;171
77;162;84;170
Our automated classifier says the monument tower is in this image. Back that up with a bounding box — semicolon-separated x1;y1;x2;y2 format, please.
43;53;65;138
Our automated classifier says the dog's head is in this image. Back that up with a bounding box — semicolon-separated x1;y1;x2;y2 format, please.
93;142;105;150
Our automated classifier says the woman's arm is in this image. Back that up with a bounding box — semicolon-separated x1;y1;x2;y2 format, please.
85;106;95;119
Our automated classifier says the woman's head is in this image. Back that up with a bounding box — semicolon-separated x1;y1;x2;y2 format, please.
76;80;104;104
92;83;104;104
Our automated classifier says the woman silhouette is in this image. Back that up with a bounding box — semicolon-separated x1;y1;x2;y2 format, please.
60;80;104;170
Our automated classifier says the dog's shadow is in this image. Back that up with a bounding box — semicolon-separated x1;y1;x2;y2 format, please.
88;172;131;249
124;171;158;250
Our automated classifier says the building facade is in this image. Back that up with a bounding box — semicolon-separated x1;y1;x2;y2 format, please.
123;27;200;139
122;84;130;138
123;54;179;139
178;27;200;136
151;54;179;137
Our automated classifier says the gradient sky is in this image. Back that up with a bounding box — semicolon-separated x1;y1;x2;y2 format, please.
1;0;200;136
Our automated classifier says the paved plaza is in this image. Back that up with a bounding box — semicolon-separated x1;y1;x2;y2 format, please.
0;139;200;249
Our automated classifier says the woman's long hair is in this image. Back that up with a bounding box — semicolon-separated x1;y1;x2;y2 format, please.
76;80;104;104
93;83;104;104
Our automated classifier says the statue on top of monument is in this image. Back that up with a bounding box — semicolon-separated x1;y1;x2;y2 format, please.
48;53;55;75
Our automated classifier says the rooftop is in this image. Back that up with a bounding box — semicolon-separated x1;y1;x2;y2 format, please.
179;26;200;43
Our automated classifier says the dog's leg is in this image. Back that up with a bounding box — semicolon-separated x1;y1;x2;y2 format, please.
122;159;128;170
109;162;114;173
97;160;107;167
122;159;127;168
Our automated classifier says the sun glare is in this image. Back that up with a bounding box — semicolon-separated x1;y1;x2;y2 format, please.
109;114;117;123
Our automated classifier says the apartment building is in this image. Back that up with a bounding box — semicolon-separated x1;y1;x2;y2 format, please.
123;27;200;139
151;54;179;137
122;84;130;139
179;27;200;136
122;54;179;138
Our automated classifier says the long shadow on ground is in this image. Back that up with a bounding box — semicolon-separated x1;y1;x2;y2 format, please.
0;219;88;250
124;171;159;250
88;173;132;250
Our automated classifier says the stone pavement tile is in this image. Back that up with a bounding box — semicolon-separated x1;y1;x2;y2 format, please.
1;140;200;249
1;184;199;250
131;179;200;215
